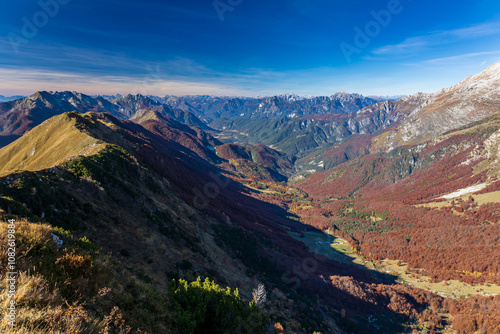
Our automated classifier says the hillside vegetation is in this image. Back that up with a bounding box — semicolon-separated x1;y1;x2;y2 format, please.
2;64;500;333
0;112;345;333
0;219;269;333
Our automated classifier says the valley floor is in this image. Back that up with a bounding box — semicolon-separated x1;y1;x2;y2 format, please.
288;230;500;300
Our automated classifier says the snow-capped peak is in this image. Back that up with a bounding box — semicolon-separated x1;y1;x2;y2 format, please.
277;93;303;101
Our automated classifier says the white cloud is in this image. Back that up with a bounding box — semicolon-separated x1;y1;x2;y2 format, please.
422;51;500;64
373;21;500;56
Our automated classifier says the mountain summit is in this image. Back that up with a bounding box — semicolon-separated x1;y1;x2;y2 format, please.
0;91;122;139
372;63;500;151
0;91;211;147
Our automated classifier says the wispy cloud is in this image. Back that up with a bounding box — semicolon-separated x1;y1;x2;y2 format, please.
0;40;309;96
423;51;500;64
373;21;500;56
0;67;254;97
1;39;497;98
0;60;363;97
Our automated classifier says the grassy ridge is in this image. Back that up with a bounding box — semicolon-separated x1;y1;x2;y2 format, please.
0;113;106;177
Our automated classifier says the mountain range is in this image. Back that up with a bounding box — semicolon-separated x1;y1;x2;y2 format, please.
158;92;382;122
0;91;386;149
0;92;213;147
1;64;500;334
0;95;25;102
213;64;500;177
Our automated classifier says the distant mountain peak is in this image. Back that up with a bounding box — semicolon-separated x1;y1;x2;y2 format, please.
277;93;303;101
331;91;360;97
329;91;366;101
30;90;90;101
0;94;25;102
126;93;149;99
117;93;160;105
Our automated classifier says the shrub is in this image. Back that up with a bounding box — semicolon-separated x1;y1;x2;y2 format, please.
166;277;269;334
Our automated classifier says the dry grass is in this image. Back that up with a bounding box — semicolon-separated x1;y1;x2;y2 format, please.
378;259;500;299
0;219;132;334
0;113;107;177
418;190;500;209
0;272;102;333
0;220;98;333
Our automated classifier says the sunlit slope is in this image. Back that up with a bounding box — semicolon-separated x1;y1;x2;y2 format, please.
0;112;107;177
372;64;500;152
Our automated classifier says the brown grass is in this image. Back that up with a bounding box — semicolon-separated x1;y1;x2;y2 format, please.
418;190;500;209
0;220;132;333
0;113;107;177
378;259;500;299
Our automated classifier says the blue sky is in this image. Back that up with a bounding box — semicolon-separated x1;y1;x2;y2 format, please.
1;0;500;97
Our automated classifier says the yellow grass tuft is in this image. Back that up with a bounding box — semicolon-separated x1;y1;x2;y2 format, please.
0;219;132;333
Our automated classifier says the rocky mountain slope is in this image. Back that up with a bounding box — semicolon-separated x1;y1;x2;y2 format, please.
211;64;500;177
210;94;424;158
161;92;382;122
0;91;122;138
292;93;433;174
114;94;211;130
372;63;500;152
0;91;210;147
130;109;221;163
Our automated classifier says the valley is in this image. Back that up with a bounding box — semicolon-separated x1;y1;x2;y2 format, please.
4;0;500;331
289;230;500;300
1;64;500;333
